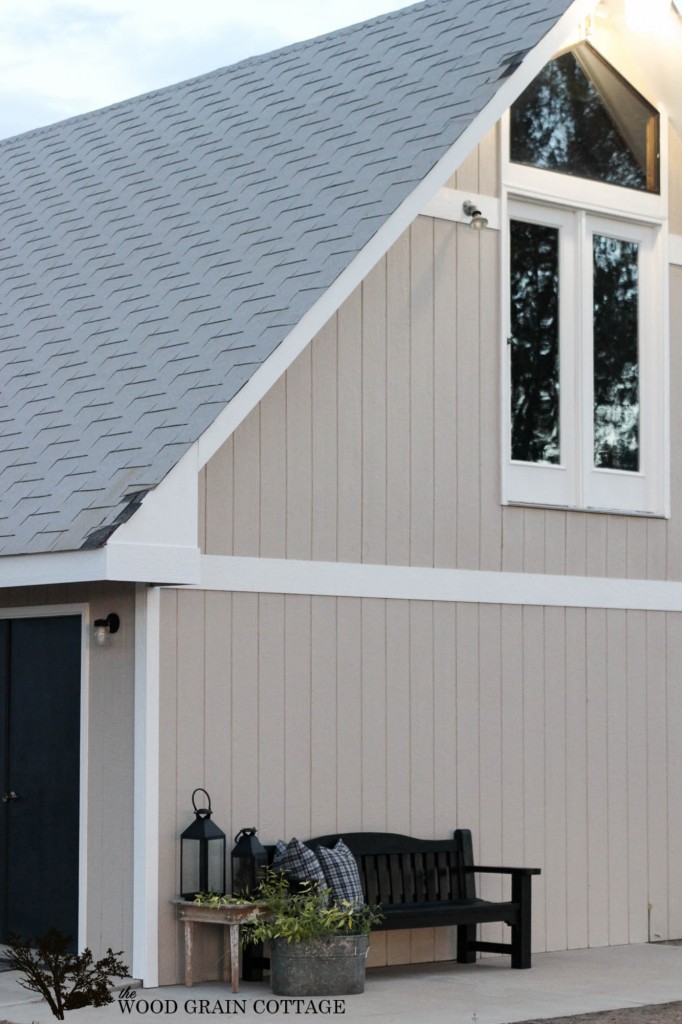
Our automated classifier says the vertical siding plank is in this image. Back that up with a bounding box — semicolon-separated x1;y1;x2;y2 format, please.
433;602;458;961
523;509;545;574
478;228;503;571
285;350;313;560
385;601;412;966
361;600;387;829
231;594;260;829
204;437;233;556
666;612;682;938
410;218;435;566
455;604;480;833
626;518;647;578
626;611;649;943
336;599;363;829
386;231;411;565
501;606;524;867
409;600;436;962
565;512;587;577
204;592;232;848
337;290;363;563
232;411;260;556
606;610;629;945
544;512;567;575
310;597;338;833
565;608;589;949
646;518;667;581
586;609;609;947
605;517;627;578
477;604;504;948
647;612;669;939
433;219;458;568
586;516;608;578
258;594;286;839
502;507;524;572
311;319;339;561
284;596;312;835
362;261;388;564
544;607;567;951
522;606;546;951
260;376;287;559
478;125;499;196
456;224;481;569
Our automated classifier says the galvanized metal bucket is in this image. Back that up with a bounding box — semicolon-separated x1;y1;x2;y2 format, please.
270;935;369;996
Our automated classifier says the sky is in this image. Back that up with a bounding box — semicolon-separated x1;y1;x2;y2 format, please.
0;0;416;142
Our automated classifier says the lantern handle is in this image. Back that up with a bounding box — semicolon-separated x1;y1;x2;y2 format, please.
191;788;212;818
234;826;258;843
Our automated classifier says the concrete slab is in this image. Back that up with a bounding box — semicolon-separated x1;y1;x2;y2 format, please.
0;944;681;1024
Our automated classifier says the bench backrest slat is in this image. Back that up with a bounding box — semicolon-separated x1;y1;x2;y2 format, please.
302;830;476;906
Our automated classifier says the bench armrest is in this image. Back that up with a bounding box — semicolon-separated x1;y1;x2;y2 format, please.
467;865;541;876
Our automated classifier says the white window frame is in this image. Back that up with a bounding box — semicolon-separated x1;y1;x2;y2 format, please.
500;92;670;517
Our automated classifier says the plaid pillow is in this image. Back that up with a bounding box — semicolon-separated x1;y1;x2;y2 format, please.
315;840;364;906
271;837;326;886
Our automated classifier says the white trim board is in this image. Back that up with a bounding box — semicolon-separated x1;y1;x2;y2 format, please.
0;543;200;588
191;555;682;612
132;585;160;988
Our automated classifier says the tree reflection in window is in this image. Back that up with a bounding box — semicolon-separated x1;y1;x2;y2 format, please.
510;220;560;464
593;235;639;471
510;43;659;193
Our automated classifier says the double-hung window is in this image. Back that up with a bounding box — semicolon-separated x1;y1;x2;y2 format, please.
503;42;668;515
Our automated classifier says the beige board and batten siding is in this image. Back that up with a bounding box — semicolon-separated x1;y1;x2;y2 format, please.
157;588;682;984
199;124;682;581
0;582;136;965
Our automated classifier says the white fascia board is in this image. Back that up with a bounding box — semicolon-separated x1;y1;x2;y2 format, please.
194;555;682;613
180;0;598;474
0;543;200;588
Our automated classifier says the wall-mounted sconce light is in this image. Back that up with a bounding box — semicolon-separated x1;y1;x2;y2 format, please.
462;200;489;230
93;613;120;646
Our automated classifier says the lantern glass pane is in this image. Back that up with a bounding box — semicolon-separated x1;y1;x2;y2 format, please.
181;838;200;898
208;839;226;895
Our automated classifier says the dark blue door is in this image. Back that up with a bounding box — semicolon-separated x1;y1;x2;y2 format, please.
0;615;81;944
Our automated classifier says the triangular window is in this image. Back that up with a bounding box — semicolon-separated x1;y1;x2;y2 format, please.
510;42;659;193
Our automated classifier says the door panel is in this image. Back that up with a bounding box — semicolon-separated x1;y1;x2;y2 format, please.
1;616;81;944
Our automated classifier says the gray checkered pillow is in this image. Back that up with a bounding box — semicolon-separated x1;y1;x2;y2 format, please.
271;837;326;886
315;840;364;906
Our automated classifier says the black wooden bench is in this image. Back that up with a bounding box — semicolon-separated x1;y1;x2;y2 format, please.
243;828;540;979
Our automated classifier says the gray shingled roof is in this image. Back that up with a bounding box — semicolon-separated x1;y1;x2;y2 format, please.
0;0;572;557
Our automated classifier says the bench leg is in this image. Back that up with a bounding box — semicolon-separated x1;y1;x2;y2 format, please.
456;924;477;964
511;874;532;968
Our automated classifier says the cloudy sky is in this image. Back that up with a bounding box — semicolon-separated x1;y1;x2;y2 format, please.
0;0;416;141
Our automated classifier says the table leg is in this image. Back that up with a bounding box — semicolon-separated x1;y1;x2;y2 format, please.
184;921;194;987
230;925;240;994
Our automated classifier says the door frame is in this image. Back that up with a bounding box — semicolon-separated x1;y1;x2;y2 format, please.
0;604;89;950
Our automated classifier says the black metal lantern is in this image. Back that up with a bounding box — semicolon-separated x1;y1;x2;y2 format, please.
231;827;268;897
180;789;226;899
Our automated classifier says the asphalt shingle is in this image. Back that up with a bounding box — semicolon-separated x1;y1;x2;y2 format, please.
0;0;573;556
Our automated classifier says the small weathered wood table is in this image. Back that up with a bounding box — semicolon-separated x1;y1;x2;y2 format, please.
175;901;268;994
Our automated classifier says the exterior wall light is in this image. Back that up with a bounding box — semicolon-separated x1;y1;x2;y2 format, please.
93;613;120;645
463;200;489;230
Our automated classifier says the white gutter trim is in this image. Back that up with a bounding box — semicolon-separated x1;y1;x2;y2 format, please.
189;554;682;612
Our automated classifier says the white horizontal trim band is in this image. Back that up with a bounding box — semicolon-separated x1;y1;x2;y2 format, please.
190;555;682;612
